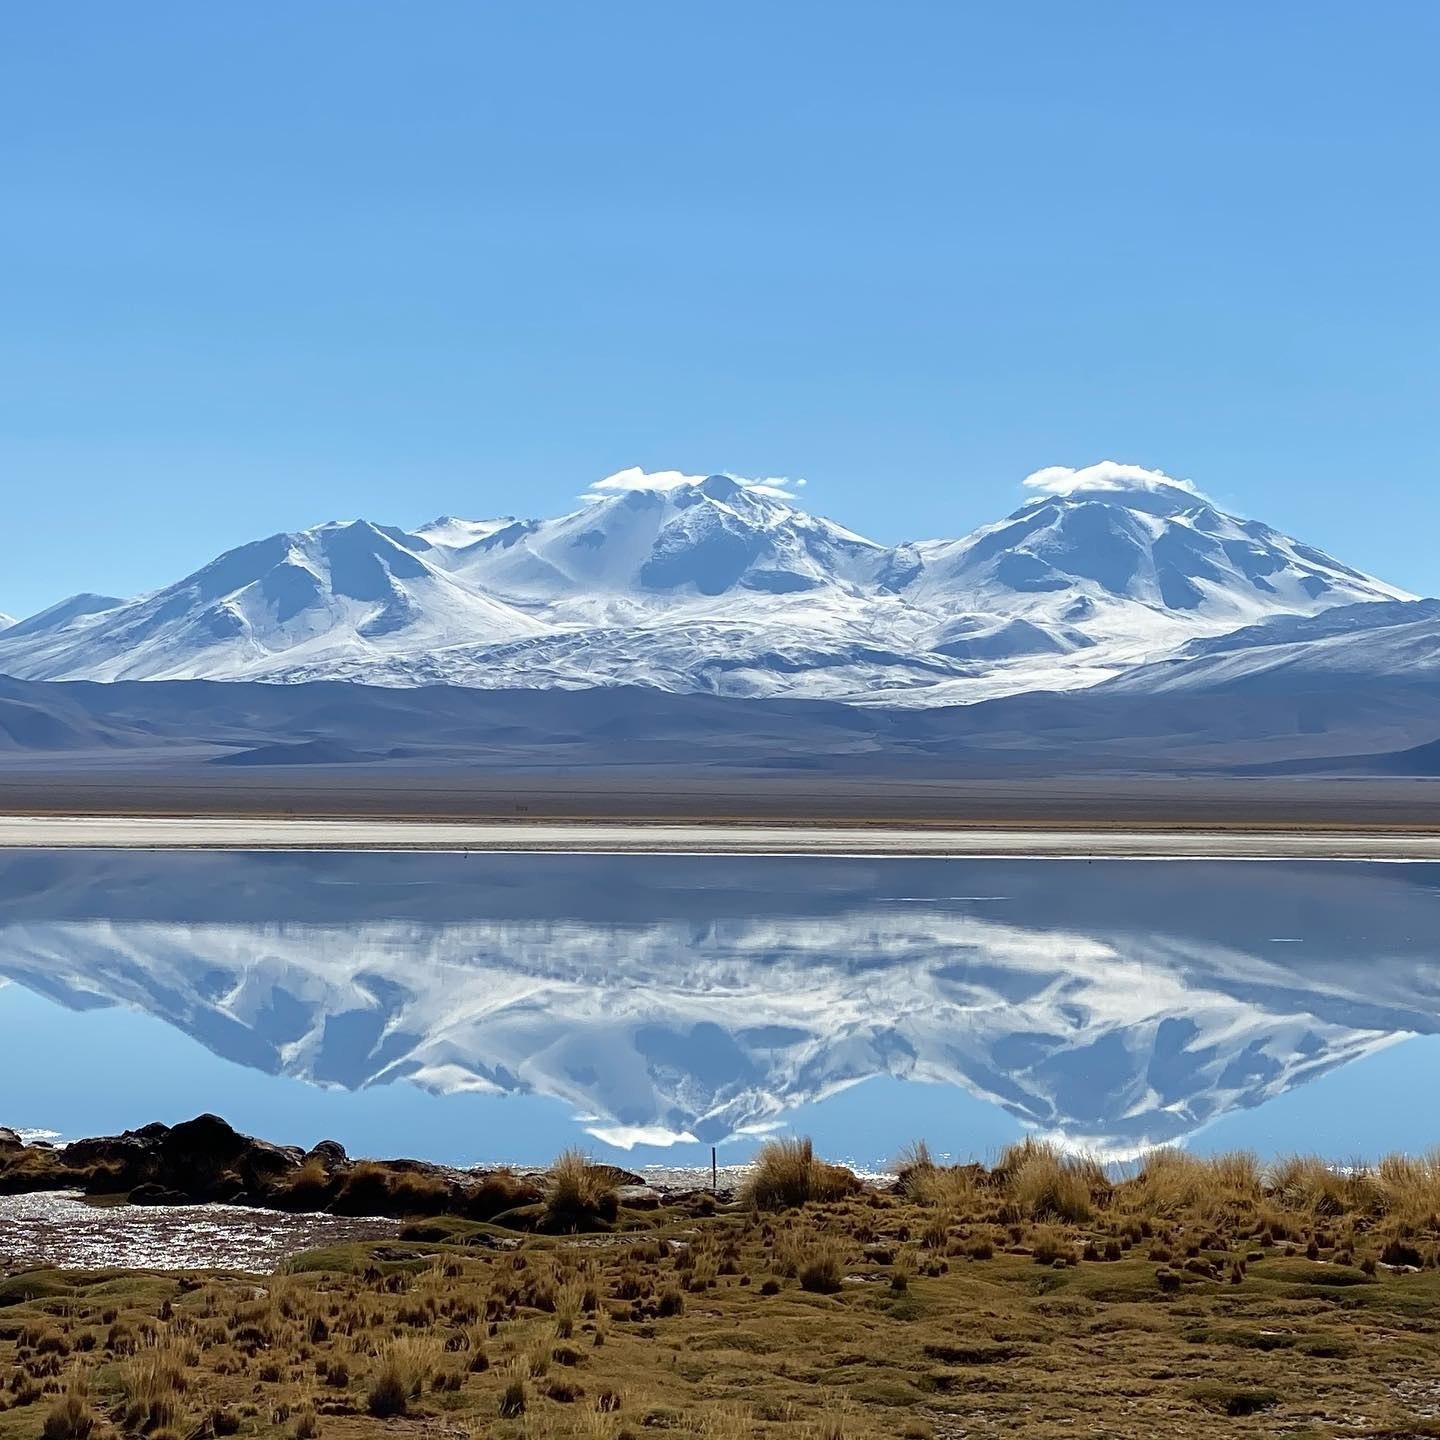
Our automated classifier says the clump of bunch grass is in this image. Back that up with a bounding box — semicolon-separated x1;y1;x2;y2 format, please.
40;1371;95;1440
120;1344;188;1433
333;1162;455;1218
741;1138;860;1211
1117;1148;1263;1227
998;1138;1106;1223
1376;1149;1440;1225
542;1149;621;1232
796;1236;849;1293
895;1140;982;1209
366;1338;437;1418
1267;1153;1384;1218
498;1373;527;1418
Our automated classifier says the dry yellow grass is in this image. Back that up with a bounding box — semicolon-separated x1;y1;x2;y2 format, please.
38;1372;94;1440
365;1336;438;1417
8;1136;1440;1437
117;1343;188;1433
1004;1140;1103;1222
542;1149;620;1231
741;1137;860;1210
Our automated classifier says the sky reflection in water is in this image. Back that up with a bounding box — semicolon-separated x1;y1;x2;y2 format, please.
2;851;1438;1170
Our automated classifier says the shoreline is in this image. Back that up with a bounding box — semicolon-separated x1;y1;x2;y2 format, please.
2;814;1440;857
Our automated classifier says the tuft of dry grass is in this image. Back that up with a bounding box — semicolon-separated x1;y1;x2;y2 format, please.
466;1166;537;1221
542;1149;620;1232
897;1140;982;1210
334;1162;454;1218
797;1237;848;1294
366;1337;437;1418
1374;1149;1440;1226
40;1372;95;1440
1267;1154;1355;1216
498;1373;527;1417
1122;1147;1263;1224
1003;1140;1103;1223
741;1138;859;1211
120;1344;188;1433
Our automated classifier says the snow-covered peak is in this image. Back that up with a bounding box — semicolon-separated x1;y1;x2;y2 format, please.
445;473;887;603
0;518;540;682
0;613;13;631
1;594;127;641
902;480;1409;654
580;466;808;505
410;514;518;549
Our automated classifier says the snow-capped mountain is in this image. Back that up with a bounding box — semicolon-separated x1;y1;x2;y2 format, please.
0;522;543;682
901;478;1403;656
0;465;1413;704
4;851;1438;1155
437;474;890;605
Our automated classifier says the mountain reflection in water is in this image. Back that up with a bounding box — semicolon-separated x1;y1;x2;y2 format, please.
2;852;1438;1160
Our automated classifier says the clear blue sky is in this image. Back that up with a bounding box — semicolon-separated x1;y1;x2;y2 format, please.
3;3;1436;617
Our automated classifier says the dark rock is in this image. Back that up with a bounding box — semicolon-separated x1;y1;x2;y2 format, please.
62;1131;166;1191
130;1182;191;1206
614;1184;663;1210
591;1163;646;1188
462;1231;523;1250
0;1127;23;1150
58;1114;303;1205
371;1245;428;1263
2;1112;576;1228
305;1139;349;1170
160;1113;303;1186
368;1156;451;1178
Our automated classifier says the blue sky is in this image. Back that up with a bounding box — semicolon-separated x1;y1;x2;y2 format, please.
3;3;1437;618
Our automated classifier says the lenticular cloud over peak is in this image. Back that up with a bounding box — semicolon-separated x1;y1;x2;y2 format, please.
582;467;807;502
1022;461;1204;500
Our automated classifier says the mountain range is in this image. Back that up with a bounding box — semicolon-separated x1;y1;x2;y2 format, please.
0;465;1421;709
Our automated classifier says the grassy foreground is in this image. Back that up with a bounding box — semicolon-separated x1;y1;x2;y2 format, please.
7;1138;1440;1438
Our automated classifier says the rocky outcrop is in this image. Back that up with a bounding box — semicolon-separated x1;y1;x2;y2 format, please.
60;1113;305;1205
0;1114;546;1220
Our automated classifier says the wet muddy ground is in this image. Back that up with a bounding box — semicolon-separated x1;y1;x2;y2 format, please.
0;1190;400;1271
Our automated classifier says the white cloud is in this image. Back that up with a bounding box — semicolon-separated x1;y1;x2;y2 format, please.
582;467;806;503
582;1122;699;1149
1021;461;1205;500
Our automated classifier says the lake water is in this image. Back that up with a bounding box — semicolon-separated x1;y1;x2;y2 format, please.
3;850;1440;1171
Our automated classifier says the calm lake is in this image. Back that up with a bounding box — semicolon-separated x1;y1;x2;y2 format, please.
4;851;1439;1171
